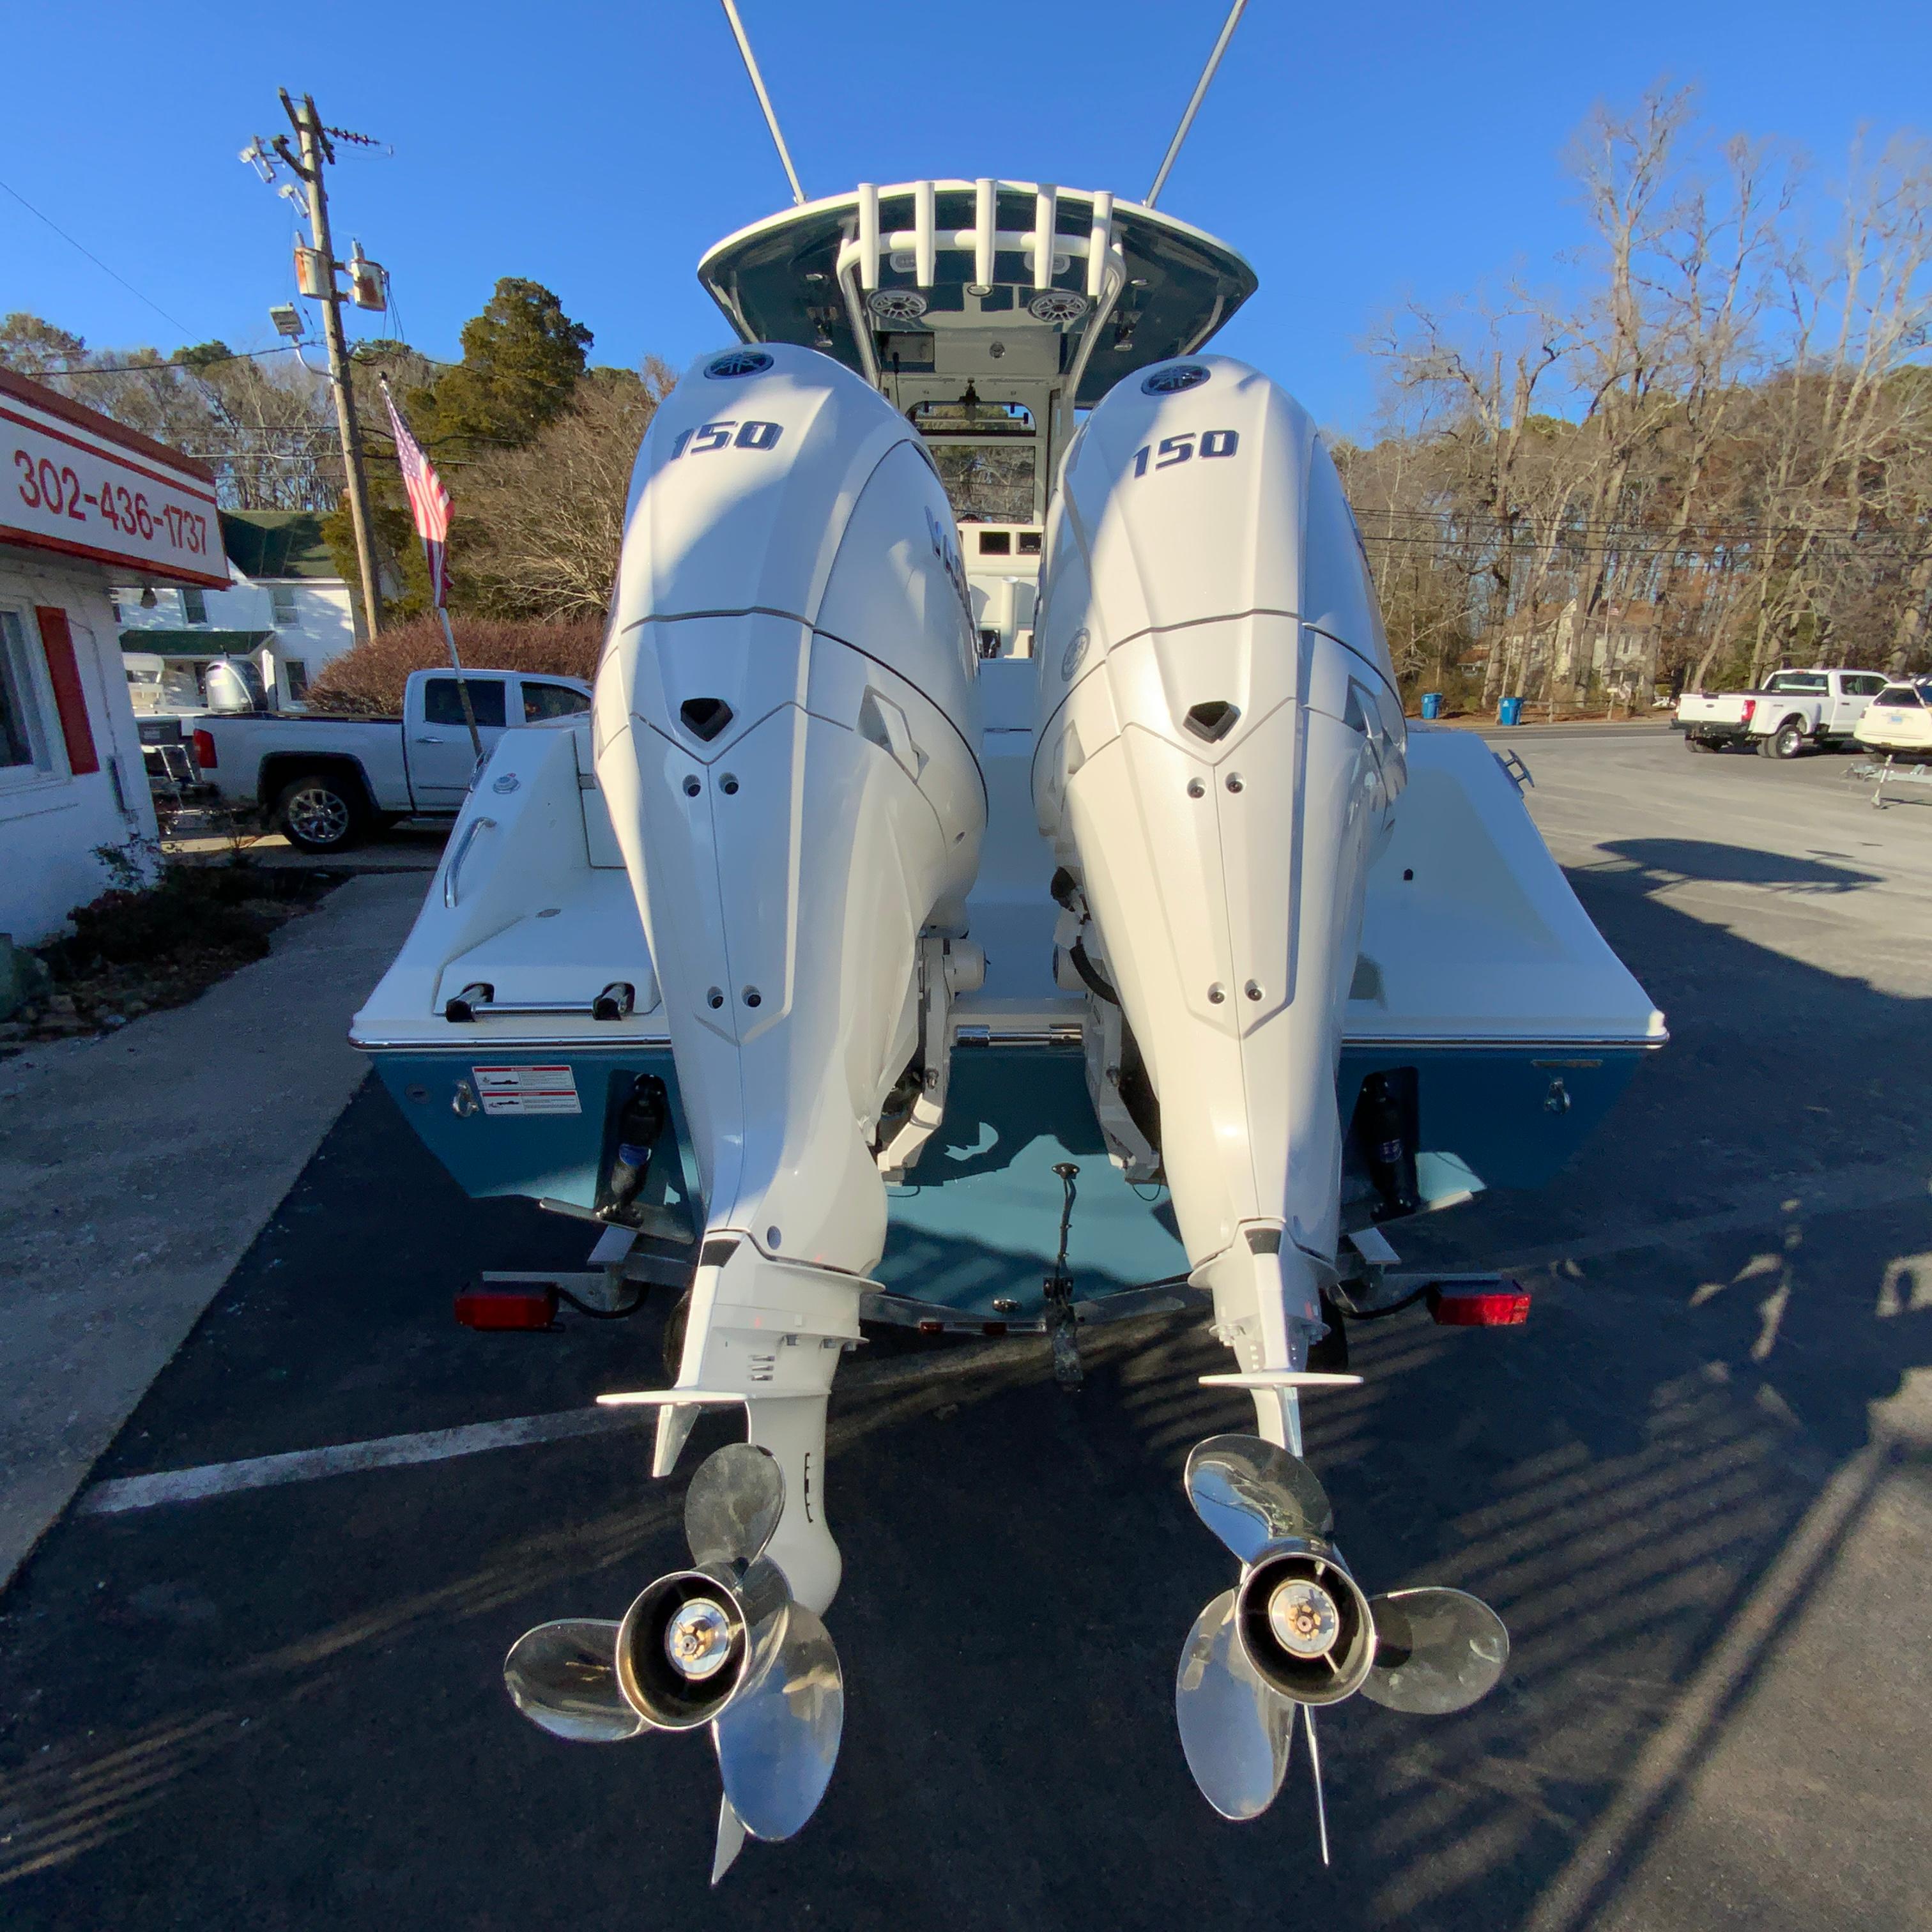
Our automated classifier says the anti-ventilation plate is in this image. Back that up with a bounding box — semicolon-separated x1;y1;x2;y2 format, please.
1143;363;1211;395
705;350;774;379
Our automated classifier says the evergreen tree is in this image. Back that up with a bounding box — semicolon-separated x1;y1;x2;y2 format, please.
408;279;592;458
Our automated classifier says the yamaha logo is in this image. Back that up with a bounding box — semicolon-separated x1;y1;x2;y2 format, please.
704;349;774;379
1142;362;1211;395
1061;627;1090;681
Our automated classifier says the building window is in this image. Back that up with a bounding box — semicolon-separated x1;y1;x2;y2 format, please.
0;610;54;783
181;586;208;625
283;658;309;703
271;586;300;627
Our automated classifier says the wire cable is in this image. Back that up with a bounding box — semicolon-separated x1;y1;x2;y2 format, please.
0;174;195;335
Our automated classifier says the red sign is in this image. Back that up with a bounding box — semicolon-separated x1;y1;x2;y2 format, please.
0;371;227;588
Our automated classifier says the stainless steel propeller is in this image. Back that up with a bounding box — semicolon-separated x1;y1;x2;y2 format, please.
1175;1432;1508;1859
503;1441;845;1883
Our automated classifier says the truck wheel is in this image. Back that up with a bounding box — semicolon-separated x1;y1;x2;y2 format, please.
275;774;367;852
1763;718;1807;760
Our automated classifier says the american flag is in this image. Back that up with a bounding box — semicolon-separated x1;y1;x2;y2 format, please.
379;378;452;609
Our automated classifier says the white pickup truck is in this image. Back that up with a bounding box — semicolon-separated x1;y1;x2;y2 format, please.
189;666;592;851
1676;668;1889;758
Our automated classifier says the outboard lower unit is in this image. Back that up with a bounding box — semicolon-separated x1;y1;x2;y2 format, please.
1033;353;1405;1451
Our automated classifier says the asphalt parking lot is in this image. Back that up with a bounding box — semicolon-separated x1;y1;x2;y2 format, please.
3;728;1928;1931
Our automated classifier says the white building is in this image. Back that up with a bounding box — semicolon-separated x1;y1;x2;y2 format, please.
115;509;357;710
1;369;226;945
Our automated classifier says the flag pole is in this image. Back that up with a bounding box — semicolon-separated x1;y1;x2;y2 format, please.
438;606;484;765
378;377;482;764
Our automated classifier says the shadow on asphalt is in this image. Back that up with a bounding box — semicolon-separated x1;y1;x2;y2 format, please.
1594;838;1883;894
0;860;1928;1931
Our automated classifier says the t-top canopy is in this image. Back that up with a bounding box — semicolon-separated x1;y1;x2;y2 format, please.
698;180;1257;408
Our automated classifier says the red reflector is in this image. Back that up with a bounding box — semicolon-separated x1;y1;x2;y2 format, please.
917;1319;944;1335
455;1284;558;1331
191;728;217;769
1427;1282;1531;1327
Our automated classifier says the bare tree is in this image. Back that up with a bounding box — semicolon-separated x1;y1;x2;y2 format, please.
456;360;677;619
1348;93;1932;714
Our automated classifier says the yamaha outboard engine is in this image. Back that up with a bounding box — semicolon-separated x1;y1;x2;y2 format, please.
1034;356;1516;1848
506;344;985;1875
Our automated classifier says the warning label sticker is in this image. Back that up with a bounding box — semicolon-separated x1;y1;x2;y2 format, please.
471;1064;581;1117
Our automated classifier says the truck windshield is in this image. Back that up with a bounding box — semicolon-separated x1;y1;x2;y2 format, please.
1765;673;1827;693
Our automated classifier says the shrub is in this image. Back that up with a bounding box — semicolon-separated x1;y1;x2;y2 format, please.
305;615;604;716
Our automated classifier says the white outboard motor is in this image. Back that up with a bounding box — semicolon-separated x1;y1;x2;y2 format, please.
593;344;985;1613
1032;354;1405;1452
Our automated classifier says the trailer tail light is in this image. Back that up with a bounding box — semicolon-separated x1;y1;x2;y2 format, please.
1427;1281;1531;1327
1738;700;1755;726
455;1283;558;1331
191;728;217;769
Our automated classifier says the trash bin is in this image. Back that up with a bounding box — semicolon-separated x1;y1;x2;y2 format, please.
1498;695;1524;726
1420;691;1443;721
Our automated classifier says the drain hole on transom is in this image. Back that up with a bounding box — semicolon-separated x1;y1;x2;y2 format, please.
1184;700;1240;742
680;697;733;742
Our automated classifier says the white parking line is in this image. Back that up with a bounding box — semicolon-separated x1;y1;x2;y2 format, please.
77;1407;650;1516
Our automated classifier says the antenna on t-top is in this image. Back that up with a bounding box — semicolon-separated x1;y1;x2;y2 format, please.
1145;0;1249;208
718;0;807;206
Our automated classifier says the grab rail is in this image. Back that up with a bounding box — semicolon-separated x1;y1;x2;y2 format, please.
443;815;497;908
444;981;637;1024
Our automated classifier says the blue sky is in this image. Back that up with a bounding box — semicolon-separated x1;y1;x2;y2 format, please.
3;0;1926;434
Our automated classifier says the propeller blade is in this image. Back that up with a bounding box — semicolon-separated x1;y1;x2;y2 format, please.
1362;1587;1510;1714
1184;1434;1335;1560
710;1795;748;1886
713;1602;844;1841
1174;1589;1295;1820
685;1442;786;1570
1301;1704;1330;1866
503;1618;650;1742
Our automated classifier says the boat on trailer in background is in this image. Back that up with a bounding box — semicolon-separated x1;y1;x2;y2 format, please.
351;173;1664;1877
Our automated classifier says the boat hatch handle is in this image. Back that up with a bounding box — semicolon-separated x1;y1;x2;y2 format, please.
443;981;638;1024
443;815;498;908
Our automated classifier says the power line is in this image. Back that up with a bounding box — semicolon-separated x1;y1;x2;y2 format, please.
0;174;195;335
34;345;305;378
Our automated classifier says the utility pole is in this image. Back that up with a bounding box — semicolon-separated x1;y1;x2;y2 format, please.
274;91;384;639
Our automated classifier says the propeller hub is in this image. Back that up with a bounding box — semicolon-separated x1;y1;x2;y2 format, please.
666;1600;735;1680
1266;1579;1340;1658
